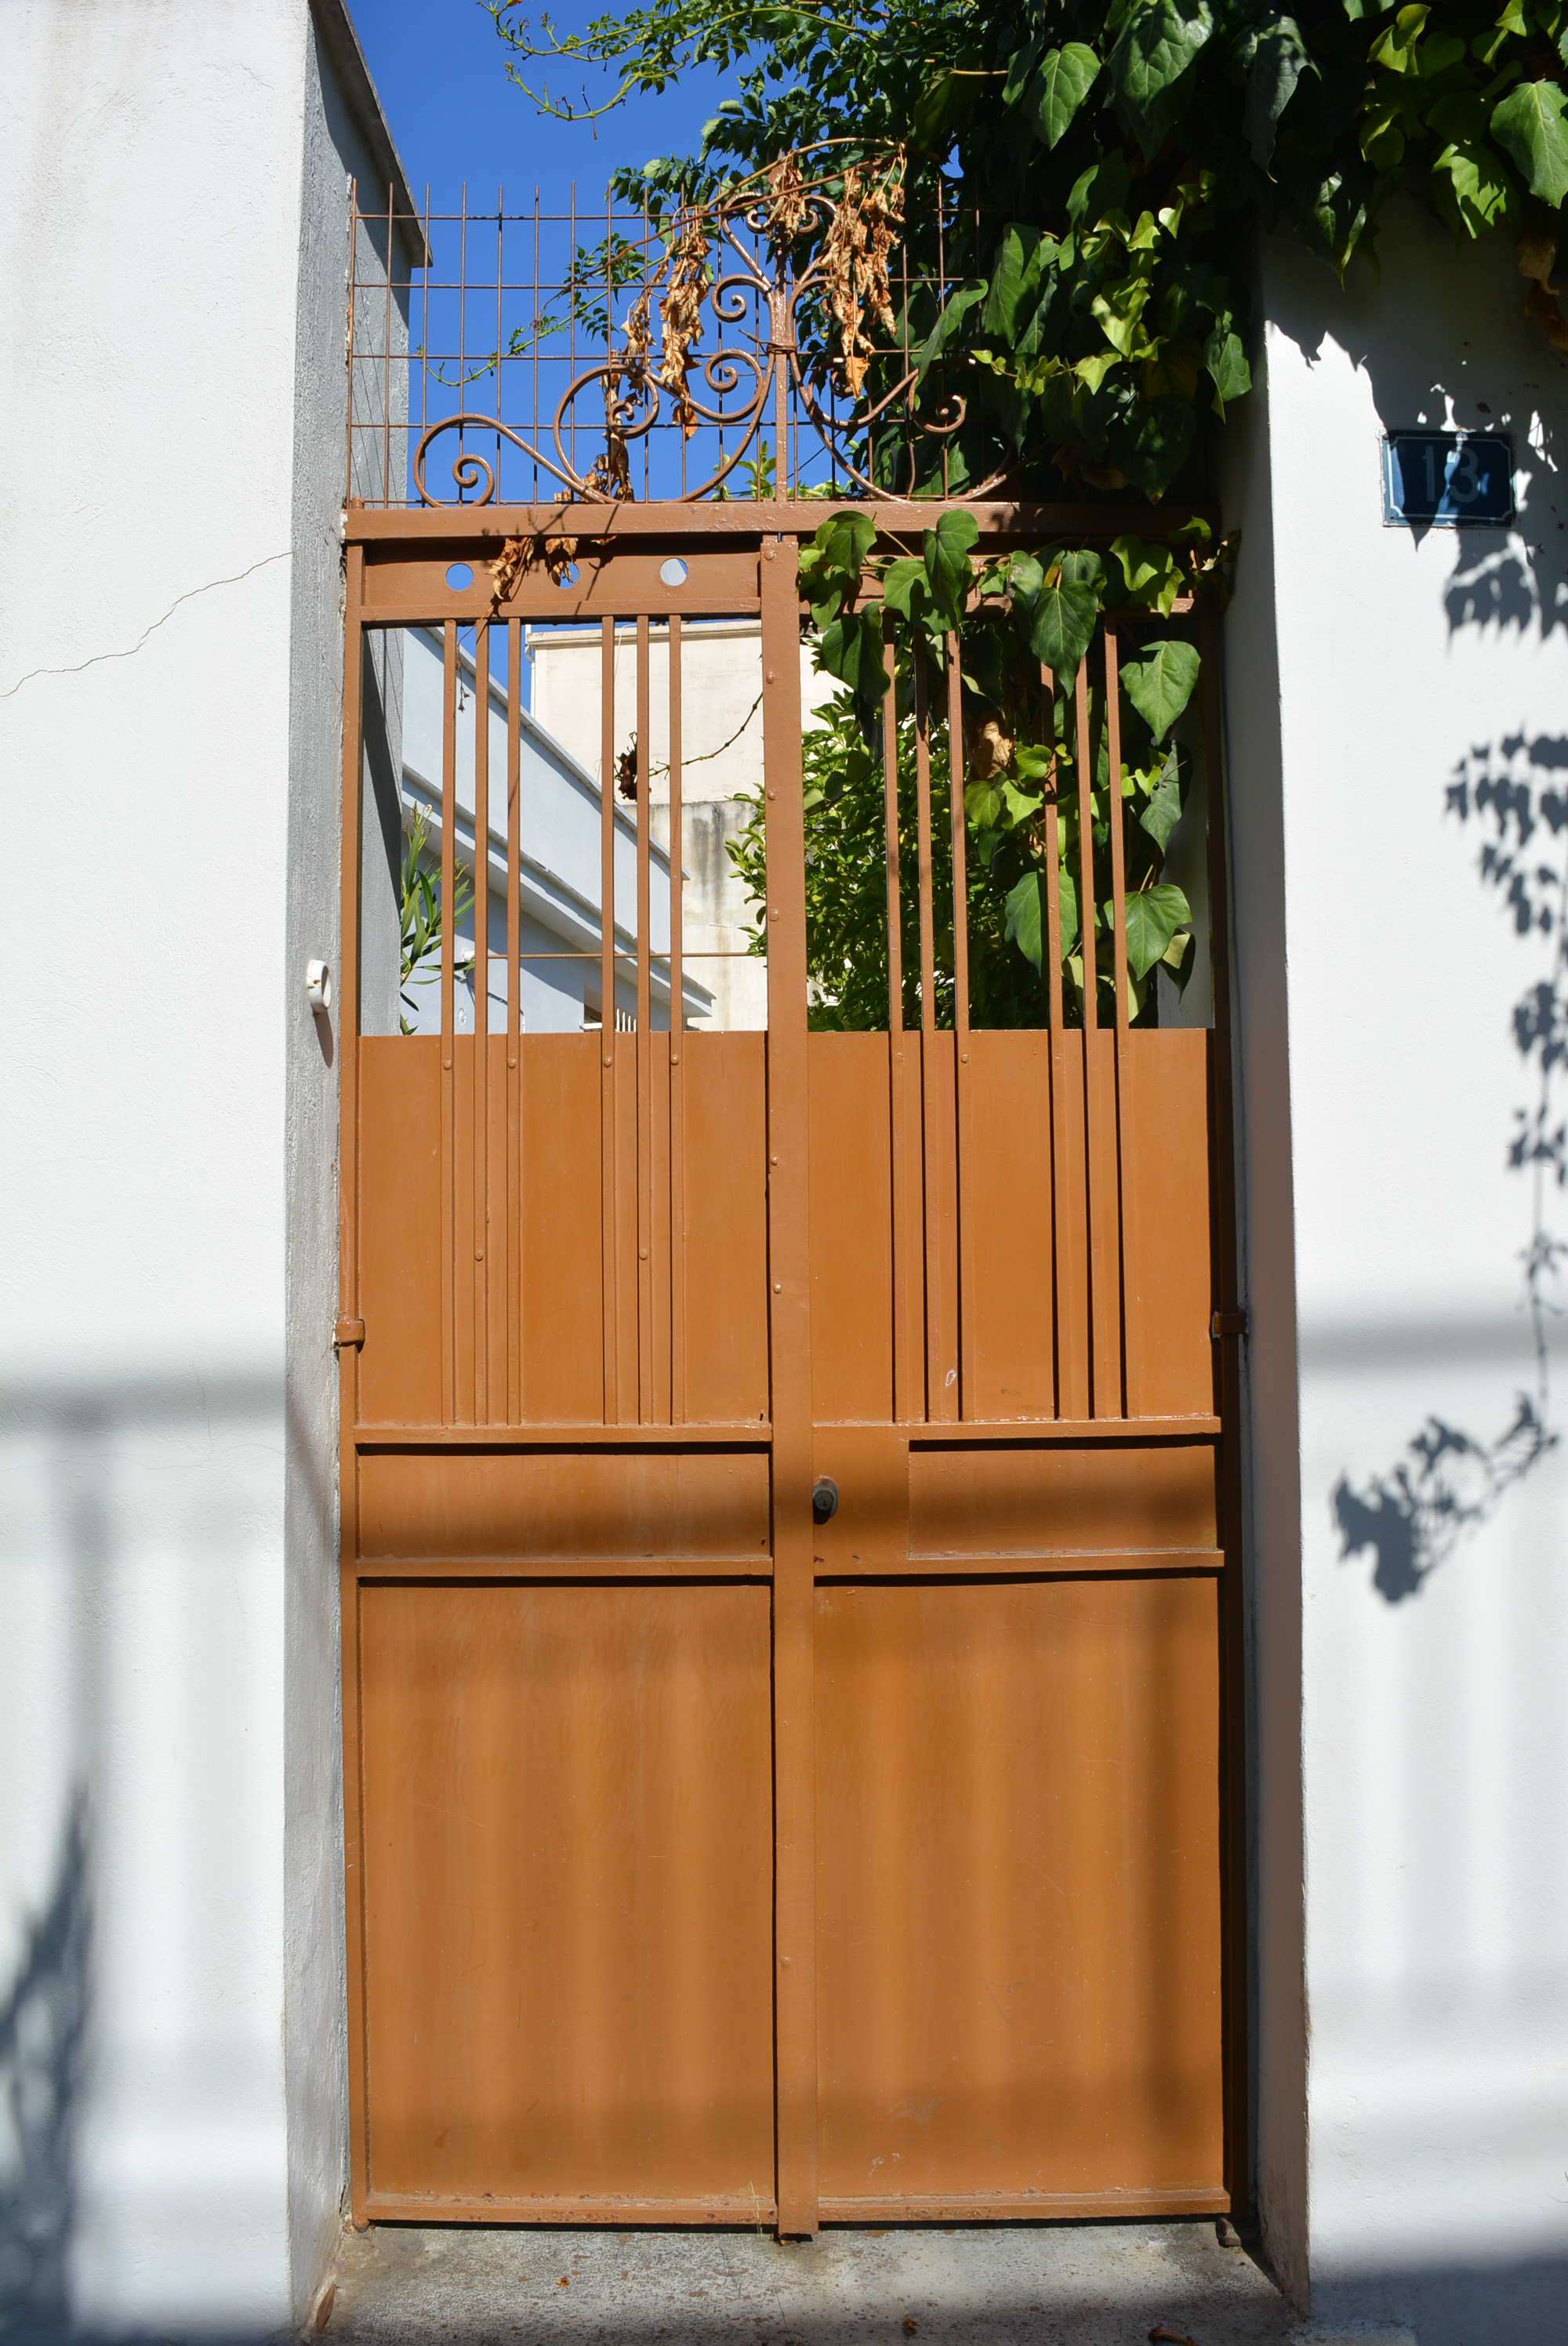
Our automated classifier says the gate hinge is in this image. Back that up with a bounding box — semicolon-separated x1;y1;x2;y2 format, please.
1210;1309;1248;1339
333;1317;365;1350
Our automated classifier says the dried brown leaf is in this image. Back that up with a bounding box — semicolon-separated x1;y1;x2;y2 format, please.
1526;278;1568;355
967;715;1014;782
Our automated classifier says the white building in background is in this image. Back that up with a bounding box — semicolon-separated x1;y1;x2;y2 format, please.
397;626;710;1034
528;619;838;1031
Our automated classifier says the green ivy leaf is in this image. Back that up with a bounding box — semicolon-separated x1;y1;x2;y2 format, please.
965;778;1004;830
1371;5;1429;74
1123;881;1193;979
924;508;981;629
1138;746;1185;848
1004;871;1047;970
798;508;877;623
1067;150;1133;225
1120;639;1200;740
981;224;1051;344
913;282;986;381
1243;16;1310;162
1110;0;1214;160
1005;865;1079;968
1029;551;1105;676
1007;552;1045;606
881;556;931;622
1205;325;1251;415
1490;78;1568;205
1432;136;1519;232
817;604;885;737
1034;42;1102;147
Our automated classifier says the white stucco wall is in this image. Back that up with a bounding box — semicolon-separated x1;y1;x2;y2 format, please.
0;2;411;2330
1225;203;1568;2342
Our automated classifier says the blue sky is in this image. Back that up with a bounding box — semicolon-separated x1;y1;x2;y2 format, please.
352;0;730;216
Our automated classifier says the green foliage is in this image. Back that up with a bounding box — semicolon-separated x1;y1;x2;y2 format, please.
491;0;1568;507
400;808;474;1035
727;508;1204;1029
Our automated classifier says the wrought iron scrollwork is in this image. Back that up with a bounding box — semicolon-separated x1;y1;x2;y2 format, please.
412;154;1005;508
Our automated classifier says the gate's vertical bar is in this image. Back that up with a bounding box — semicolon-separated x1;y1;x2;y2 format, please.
1105;630;1140;1420
913;637;946;1422
383;181;394;507
344;182;358;503
636;614;655;1421
1042;664;1078;1420
946;633;976;1420
1200;587;1250;2216
600;616;619;1425
472;623;491;1424
761;537;817;2237
337;547;371;2220
441;621;458;1426
882;645;913;1424
1074;656;1118;1418
506;619;522;1423
668;616;686;1423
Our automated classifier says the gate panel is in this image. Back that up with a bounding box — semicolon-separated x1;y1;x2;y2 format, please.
358;1038;441;1427
814;1575;1225;2215
808;1033;896;1425
678;1034;770;1425
516;1037;605;1425
1123;1030;1216;1418
339;501;1243;2232
358;1580;775;2212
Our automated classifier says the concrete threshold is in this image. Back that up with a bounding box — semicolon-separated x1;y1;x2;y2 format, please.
321;2221;1406;2345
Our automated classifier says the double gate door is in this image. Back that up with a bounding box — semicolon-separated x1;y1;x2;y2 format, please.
337;511;1244;2230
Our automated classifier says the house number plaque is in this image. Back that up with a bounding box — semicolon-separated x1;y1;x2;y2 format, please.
1382;430;1514;527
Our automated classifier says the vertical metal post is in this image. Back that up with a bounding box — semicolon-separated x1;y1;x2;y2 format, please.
882;645;913;1423
506;617;521;1424
1200;589;1250;2214
760;537;817;2238
472;623;490;1423
668;615;686;1424
636;614;654;1420
337;545;371;2221
441;621;458;1426
600;616;619;1425
913;636;946;1422
1105;628;1140;1419
1042;663;1078;1420
1075;656;1117;1417
946;632;975;1419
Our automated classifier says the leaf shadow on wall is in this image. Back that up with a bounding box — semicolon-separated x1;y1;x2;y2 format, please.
1264;202;1567;641
0;1789;89;2341
1333;737;1568;1601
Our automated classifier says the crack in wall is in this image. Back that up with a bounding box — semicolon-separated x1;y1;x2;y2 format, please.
0;550;293;701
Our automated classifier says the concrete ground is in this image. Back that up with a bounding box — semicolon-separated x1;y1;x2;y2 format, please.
321;2223;1413;2346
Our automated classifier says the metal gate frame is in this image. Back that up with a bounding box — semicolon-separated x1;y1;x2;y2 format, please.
336;494;1249;2235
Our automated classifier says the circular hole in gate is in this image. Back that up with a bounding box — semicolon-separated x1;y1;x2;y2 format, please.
555;563;579;587
445;562;473;591
659;557;688;587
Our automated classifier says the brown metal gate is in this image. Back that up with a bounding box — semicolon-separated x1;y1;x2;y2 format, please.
336;176;1245;2235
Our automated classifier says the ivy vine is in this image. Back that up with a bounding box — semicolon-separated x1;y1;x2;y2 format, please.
490;0;1568;1022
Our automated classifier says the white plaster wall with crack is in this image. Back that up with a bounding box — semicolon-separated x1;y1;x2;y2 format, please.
0;0;415;2330
1224;201;1568;2345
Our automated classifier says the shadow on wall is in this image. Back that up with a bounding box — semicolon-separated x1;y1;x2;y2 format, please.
0;1792;89;2341
1334;735;1568;1600
1267;202;1567;643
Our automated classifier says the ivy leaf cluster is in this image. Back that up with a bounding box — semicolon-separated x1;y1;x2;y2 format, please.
732;507;1215;1025
492;0;1568;502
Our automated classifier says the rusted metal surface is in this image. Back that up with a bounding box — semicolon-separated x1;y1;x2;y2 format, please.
347;167;1010;511
339;503;1242;2231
